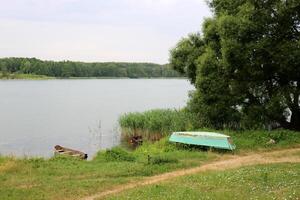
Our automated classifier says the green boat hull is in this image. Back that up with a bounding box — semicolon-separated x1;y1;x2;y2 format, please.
169;132;236;150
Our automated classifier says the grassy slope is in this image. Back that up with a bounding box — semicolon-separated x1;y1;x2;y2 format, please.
0;142;216;200
216;129;300;153
0;131;299;200
105;163;300;200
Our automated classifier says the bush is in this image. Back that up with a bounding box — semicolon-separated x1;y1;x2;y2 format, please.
104;147;136;162
148;155;178;165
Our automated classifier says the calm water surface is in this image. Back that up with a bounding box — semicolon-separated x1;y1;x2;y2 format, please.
0;79;193;158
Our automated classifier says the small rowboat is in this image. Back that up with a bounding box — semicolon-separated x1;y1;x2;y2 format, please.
169;131;236;150
54;145;88;159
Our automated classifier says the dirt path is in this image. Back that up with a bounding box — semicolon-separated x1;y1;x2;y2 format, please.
82;148;300;200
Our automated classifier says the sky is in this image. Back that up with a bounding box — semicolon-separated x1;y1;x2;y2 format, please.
0;0;211;64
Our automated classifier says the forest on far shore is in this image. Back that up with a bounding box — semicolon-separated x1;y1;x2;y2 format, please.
0;57;182;78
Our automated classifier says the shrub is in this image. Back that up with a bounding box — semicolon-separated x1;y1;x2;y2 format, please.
104;147;136;162
148;155;178;165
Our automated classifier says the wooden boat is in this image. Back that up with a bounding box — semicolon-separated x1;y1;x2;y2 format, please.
54;145;88;159
169;131;236;150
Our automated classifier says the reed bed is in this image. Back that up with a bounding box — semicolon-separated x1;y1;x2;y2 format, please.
119;109;194;141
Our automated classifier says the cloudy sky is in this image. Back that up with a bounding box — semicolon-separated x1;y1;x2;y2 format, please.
0;0;211;64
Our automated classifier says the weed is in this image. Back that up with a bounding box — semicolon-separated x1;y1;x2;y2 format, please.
148;155;178;165
103;147;136;162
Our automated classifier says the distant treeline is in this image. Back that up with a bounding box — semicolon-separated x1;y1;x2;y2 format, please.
0;57;182;78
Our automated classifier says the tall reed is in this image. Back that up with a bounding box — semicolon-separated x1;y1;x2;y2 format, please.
119;109;194;141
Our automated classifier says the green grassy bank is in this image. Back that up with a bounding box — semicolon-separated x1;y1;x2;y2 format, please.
106;163;300;200
0;73;186;80
0;139;217;200
119;109;300;152
1;130;299;200
1;109;299;200
0;73;53;80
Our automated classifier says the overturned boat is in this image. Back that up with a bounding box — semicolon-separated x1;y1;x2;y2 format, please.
54;145;88;159
169;131;236;150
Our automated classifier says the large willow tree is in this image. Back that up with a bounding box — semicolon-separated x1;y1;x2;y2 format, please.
170;0;300;130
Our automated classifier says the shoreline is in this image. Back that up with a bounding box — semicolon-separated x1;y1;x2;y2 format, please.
0;73;187;80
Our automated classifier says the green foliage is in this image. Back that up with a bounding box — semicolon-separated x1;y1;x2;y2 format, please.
169;0;300;130
0;72;52;79
135;138;178;154
101;147;136;162
119;108;300;150
225;129;300;151
148;155;178;165
119;109;194;139
169;33;205;84
0;57;182;78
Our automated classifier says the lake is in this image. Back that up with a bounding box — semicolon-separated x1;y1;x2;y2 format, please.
0;79;193;158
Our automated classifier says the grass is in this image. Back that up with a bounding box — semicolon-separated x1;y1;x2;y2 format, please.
0;73;53;80
119;109;300;152
1;108;300;200
0;140;217;200
105;163;300;200
223;129;300;152
119;109;194;140
1;130;298;200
